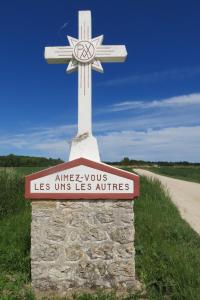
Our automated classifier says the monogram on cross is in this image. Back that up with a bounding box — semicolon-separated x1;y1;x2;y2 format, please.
45;11;127;161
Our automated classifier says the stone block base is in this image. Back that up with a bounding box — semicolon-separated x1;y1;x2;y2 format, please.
31;200;136;294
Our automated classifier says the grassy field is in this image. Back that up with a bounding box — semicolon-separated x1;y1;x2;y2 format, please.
135;176;200;299
1;168;200;299
0;168;33;299
146;166;200;183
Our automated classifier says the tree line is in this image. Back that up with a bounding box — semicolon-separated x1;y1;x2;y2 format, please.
0;154;64;167
0;154;199;167
107;157;200;167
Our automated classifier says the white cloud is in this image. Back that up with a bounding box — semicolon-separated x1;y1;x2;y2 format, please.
0;125;75;160
0;91;199;162
98;66;200;86
108;93;200;112
0;124;200;162
98;126;200;162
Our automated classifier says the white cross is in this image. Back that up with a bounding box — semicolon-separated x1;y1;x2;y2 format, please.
45;11;127;161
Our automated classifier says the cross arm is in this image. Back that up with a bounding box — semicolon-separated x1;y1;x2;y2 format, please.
79;11;91;40
44;46;73;64
95;45;127;62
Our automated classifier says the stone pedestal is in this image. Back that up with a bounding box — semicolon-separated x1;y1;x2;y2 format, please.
31;200;136;295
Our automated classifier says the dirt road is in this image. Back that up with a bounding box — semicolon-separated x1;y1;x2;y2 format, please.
134;169;200;235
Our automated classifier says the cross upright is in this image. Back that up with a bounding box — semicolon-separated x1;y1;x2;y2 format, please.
45;11;127;162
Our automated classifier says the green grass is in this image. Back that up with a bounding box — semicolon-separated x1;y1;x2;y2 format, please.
135;176;200;299
147;166;200;183
0;169;33;299
14;166;46;176
0;168;29;217
1;167;200;299
0;212;34;300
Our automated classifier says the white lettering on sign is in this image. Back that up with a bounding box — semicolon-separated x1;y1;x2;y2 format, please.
30;165;134;194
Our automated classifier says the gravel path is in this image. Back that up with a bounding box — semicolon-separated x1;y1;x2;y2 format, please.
134;169;200;235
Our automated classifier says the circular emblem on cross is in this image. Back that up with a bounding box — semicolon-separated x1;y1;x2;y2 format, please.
73;41;95;63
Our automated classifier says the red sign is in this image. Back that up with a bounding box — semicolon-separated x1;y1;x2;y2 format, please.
25;158;139;200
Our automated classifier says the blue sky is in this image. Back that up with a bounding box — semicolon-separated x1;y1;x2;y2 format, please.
0;0;200;162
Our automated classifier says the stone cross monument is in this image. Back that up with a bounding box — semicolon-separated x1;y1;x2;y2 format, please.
25;10;140;297
45;11;127;162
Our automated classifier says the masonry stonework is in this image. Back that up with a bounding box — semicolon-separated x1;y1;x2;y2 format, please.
31;200;136;293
